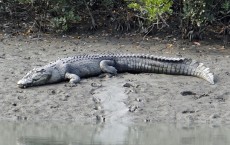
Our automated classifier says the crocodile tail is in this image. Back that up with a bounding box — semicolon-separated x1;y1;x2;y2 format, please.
156;57;215;84
113;54;215;84
194;62;214;84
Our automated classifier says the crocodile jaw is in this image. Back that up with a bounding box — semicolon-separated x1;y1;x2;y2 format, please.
17;68;51;88
17;78;33;88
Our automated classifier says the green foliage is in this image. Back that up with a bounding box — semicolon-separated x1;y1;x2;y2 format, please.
49;2;81;32
15;0;83;32
182;0;207;27
128;0;173;22
102;0;115;8
221;0;230;14
181;0;229;36
52;13;80;32
0;0;229;36
16;0;32;3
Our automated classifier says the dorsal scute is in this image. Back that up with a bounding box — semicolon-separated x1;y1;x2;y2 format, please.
47;53;186;66
107;53;185;62
128;54;185;62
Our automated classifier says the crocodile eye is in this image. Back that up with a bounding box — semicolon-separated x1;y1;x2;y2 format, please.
33;78;39;82
36;69;45;73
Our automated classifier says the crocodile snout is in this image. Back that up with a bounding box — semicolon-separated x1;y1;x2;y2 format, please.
17;79;31;88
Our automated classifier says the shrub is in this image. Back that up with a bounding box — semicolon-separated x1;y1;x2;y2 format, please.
127;0;173;33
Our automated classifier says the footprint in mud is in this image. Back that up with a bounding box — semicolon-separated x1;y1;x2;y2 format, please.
180;91;196;96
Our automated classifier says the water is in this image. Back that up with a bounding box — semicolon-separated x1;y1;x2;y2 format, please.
1;121;230;145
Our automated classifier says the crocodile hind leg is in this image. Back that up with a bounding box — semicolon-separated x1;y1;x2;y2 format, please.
100;60;117;75
65;72;81;84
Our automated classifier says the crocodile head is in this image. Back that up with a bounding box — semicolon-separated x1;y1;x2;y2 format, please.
17;67;51;88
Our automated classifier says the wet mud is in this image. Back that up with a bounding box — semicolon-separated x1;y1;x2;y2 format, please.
0;34;229;124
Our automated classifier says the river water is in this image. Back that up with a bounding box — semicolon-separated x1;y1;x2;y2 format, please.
1;121;230;145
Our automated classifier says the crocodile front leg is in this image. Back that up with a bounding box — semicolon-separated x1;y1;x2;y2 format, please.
65;72;81;84
100;60;117;74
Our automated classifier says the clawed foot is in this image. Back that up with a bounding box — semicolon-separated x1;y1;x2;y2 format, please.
65;83;77;87
98;73;114;78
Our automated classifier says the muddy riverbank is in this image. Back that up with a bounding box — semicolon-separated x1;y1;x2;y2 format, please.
0;34;229;124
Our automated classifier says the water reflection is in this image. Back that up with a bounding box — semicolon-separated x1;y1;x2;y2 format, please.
0;121;230;145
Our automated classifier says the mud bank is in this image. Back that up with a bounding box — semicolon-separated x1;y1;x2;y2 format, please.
0;34;229;124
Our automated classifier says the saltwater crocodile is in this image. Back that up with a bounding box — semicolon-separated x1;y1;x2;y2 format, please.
17;54;214;88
